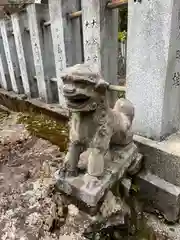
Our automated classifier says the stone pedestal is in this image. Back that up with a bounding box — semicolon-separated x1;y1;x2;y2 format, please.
127;0;180;140
135;171;180;222
55;143;141;209
134;133;180;222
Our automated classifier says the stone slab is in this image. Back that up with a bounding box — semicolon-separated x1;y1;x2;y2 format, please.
135;171;180;222
134;133;180;187
55;143;139;207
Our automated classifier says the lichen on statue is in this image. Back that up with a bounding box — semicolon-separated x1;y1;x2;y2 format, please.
59;63;134;178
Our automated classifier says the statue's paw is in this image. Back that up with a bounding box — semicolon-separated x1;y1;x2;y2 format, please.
78;149;92;170
58;167;78;178
59;160;79;178
65;168;79;178
87;149;104;177
58;166;66;178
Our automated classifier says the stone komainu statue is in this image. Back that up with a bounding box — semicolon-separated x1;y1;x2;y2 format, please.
61;63;134;178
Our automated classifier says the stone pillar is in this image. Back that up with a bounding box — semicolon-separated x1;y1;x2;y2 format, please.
81;0;119;85
81;0;119;106
126;0;180;140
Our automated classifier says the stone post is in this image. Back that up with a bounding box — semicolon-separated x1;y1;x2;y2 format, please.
81;0;119;106
126;0;180;140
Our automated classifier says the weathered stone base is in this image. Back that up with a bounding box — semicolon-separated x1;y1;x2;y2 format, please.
133;133;180;222
55;143;141;208
135;171;180;222
134;133;180;186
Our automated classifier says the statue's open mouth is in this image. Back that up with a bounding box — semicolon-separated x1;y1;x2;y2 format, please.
65;94;90;108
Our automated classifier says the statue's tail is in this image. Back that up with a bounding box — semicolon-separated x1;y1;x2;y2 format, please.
113;98;134;123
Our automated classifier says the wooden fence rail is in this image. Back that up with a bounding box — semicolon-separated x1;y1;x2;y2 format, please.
0;0;127;109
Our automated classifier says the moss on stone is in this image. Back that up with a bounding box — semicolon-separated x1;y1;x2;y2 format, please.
17;112;69;152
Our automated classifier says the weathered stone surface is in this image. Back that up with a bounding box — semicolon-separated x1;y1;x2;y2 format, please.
87;148;105;177
58;233;86;240
56;63;141;210
100;191;121;218
135;171;180;222
121;177;132;198
145;212;180;240
84;191;131;239
127;0;180;140
55;143;138;207
68;204;79;217
0;0;35;19
100;191;130;219
60;63;135;178
128;152;143;176
134;134;180;187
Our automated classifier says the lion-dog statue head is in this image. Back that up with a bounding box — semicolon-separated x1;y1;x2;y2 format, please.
61;63;109;112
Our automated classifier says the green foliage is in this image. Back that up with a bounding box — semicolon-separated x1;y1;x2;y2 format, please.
118;30;127;42
118;5;127;42
18;112;69;152
131;184;140;193
118;90;126;99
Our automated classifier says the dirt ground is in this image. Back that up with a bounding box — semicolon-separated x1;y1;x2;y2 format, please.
0;109;175;240
0;110;89;240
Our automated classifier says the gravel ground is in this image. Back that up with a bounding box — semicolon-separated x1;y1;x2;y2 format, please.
0;111;89;240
